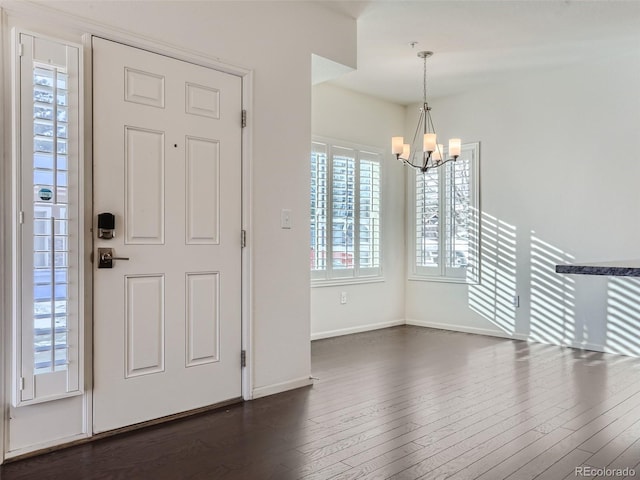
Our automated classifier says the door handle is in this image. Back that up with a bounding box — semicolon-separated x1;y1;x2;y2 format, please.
98;247;129;269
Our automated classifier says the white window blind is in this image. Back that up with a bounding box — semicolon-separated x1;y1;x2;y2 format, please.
311;138;382;284
412;142;479;282
310;142;327;271
331;147;355;276
359;154;381;272
415;168;439;270
15;33;83;405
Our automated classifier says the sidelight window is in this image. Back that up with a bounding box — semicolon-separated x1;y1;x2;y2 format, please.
14;33;83;405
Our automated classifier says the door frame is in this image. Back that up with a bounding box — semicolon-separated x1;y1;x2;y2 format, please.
85;33;254;423
88;36;252;430
1;6;7;466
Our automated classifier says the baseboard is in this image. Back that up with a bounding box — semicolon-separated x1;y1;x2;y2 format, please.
405;318;528;341
252;376;313;400
536;338;638;358
4;432;90;462
311;317;640;359
405;319;640;358
311;319;405;341
4;398;244;462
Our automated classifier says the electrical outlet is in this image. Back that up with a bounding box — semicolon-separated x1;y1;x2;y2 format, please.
513;295;520;308
340;291;347;304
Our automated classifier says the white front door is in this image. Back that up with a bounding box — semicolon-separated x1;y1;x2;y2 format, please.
92;38;242;433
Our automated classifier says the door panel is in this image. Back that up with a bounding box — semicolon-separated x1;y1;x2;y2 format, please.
125;127;165;244
186;272;220;366
124;274;165;378
92;38;242;433
186;137;220;244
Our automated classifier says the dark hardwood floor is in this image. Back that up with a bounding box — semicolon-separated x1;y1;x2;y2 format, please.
2;325;640;479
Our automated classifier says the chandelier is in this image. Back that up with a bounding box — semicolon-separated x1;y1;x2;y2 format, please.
392;51;461;173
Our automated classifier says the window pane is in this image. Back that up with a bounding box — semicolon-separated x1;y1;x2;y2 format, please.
34;169;54;185
34;85;54;104
57;91;68;107
311;143;328;271
34;67;54;86
359;157;380;269
446;158;471;269
332;148;355;271
416;169;439;267
57;140;68;155
32;65;70;375
57;171;68;187
34;121;54;137
34;282;68;303
34;104;52;120
34;137;53;153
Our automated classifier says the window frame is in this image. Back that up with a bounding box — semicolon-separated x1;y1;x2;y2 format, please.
311;136;384;287
12;30;84;406
408;142;480;284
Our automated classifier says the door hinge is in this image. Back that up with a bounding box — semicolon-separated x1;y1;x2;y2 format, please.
90;251;94;264
19;377;25;391
18;43;24;57
241;229;247;248
18;211;24;224
241;109;247;128
241;350;246;368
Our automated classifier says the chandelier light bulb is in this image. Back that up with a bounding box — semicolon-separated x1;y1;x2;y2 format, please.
449;138;461;158
392;136;404;155
423;133;436;153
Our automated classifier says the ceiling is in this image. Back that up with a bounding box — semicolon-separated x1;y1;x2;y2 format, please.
320;1;640;105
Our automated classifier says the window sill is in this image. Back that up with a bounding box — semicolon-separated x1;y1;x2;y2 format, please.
407;274;479;285
311;276;385;288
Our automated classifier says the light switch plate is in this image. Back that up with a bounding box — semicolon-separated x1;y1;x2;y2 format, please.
281;209;292;229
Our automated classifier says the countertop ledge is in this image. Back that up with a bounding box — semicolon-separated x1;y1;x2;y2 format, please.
555;260;640;277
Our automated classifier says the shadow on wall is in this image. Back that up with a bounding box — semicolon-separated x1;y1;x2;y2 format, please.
467;218;640;357
528;235;640;357
606;278;640;356
529;232;576;346
469;211;517;335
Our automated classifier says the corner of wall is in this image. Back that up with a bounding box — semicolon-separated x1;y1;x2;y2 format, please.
0;5;6;464
251;377;313;400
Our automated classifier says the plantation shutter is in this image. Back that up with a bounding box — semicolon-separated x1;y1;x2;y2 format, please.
15;33;83;405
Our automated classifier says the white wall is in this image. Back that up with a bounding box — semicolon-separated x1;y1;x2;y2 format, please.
1;0;356;457
0;7;6;464
311;83;406;339
406;49;640;357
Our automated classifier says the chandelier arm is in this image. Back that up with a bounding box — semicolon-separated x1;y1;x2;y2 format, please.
396;152;426;170
409;108;426;157
426;109;437;138
419;155;457;174
403;158;423;170
423;151;431;171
